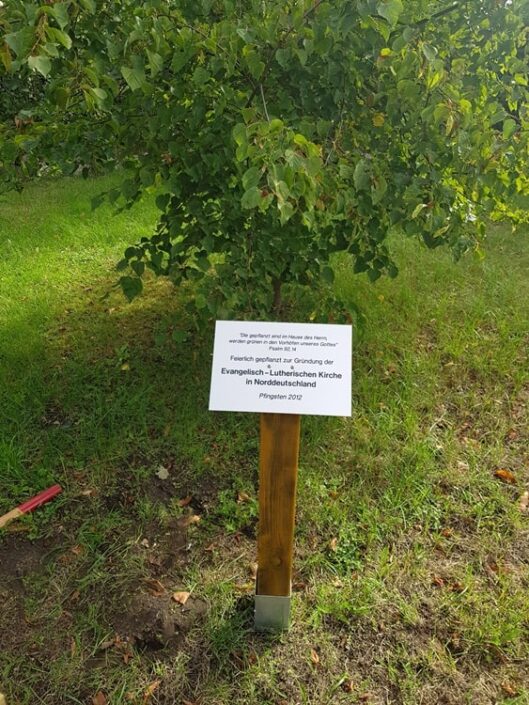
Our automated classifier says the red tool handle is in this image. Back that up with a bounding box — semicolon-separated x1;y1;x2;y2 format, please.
18;484;63;514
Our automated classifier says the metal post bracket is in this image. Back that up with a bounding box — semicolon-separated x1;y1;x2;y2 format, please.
254;593;291;631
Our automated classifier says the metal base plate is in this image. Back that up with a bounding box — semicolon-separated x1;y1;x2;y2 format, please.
254;593;291;631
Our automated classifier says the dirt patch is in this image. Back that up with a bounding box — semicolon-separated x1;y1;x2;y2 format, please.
112;591;207;651
0;535;52;590
140;518;189;574
0;534;57;655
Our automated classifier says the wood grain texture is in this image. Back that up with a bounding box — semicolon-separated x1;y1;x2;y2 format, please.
256;413;301;596
0;507;23;529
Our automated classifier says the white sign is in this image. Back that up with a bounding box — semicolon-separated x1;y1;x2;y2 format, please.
209;321;352;416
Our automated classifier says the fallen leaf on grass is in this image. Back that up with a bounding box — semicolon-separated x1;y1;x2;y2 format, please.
178;495;193;507
501;681;518;696
156;465;170;480
121;363;130;371
432;575;445;588
310;648;320;665
519;491;529;513
80;488;96;497
248;562;258;580
178;514;201;528
328;537;338;552
341;678;354;693
143;578;166;596
172;591;190;605
143;680;161;703
92;693;107;705
237;491;251;504
494;469;516;484
70;545;84;556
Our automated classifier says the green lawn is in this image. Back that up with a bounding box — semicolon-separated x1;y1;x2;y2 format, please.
1;176;528;705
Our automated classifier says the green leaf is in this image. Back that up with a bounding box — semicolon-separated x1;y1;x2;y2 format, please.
376;0;403;26
371;175;387;205
79;0;96;12
155;193;170;211
28;55;52;77
232;123;247;146
242;166;261;190
354;160;370;191
5;29;34;57
139;167;154;186
172;330;189;344
46;27;72;49
121;65;145;91
196;255;210;272
91;87;107;107
422;44;438;62
91;193;106;210
275;48;290;68
0;44;12;71
50;3;70;30
279;201;294;225
246;52;265;80
241;186;262;209
411;203;427;219
146;50;163;76
503;118;517;139
306;156;322;176
119;276;143;302
171;50;192;73
131;260;145;277
192;66;210;84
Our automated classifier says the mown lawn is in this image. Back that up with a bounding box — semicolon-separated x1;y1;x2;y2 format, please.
0;176;528;705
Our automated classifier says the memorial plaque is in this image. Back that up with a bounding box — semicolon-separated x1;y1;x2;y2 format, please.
209;319;353;630
209;320;352;417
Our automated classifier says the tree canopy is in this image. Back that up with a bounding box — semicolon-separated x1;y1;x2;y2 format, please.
1;0;528;317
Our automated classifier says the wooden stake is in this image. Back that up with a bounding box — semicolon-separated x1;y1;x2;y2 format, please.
0;485;62;530
255;413;300;629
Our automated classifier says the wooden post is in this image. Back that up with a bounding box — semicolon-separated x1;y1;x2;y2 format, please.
255;412;300;630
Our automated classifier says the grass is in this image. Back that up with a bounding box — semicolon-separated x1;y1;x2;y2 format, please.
1;175;529;705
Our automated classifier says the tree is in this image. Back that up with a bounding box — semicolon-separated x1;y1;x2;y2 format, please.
1;0;528;319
